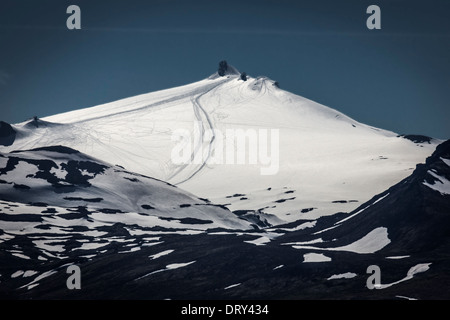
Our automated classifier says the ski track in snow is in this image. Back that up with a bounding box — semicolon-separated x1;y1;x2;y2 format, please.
72;79;230;125
170;78;232;184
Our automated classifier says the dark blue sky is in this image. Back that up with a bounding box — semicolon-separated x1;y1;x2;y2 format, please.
1;0;449;139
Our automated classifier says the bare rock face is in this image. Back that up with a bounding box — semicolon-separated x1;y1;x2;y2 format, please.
217;60;240;77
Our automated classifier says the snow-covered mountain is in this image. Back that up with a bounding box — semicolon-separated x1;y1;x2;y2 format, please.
1;63;439;224
0;62;448;300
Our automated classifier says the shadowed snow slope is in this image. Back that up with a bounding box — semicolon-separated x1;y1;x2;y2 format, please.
2;68;439;224
280;139;450;255
0;145;248;230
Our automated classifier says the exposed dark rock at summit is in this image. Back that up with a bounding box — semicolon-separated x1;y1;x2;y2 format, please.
216;60;240;77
